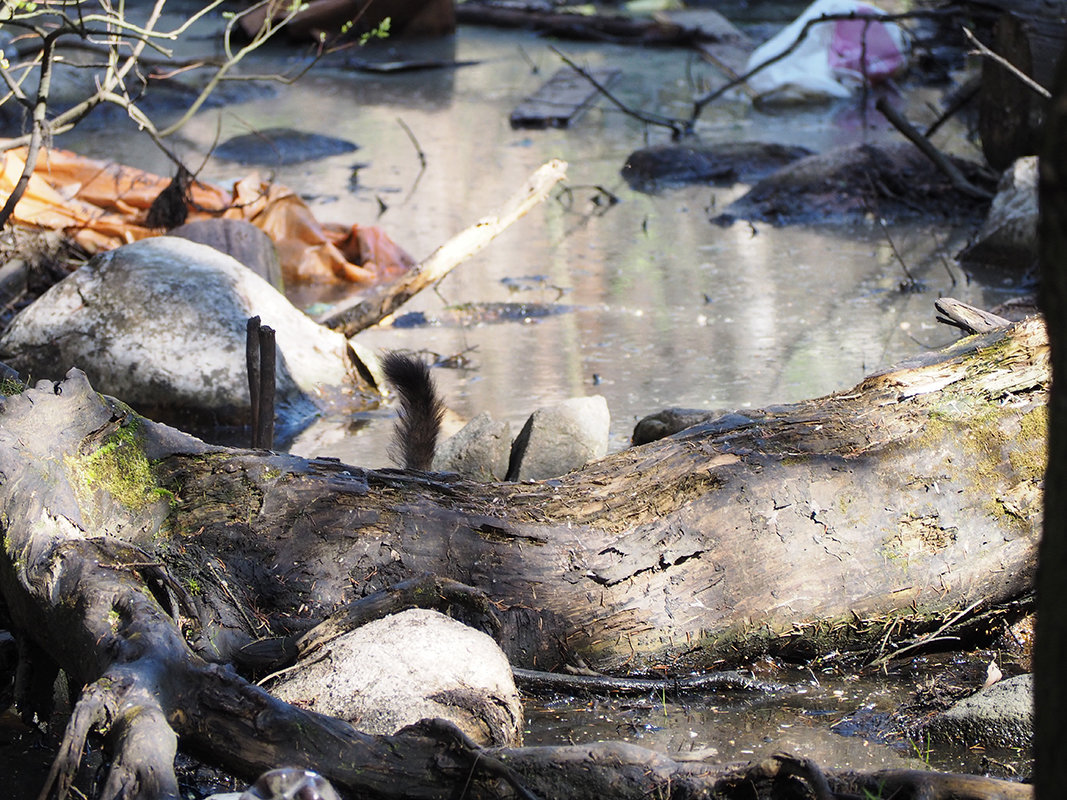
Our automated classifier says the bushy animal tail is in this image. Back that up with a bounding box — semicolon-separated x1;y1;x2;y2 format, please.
382;352;444;471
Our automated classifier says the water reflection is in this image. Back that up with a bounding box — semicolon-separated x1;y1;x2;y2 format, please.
52;24;1021;470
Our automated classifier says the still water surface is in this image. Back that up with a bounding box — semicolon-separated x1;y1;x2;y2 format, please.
61;23;1020;465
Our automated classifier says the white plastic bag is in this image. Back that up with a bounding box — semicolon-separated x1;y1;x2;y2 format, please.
745;0;908;103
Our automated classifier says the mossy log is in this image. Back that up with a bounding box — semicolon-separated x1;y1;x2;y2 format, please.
0;317;1047;798
2;319;1048;672
153;321;1047;674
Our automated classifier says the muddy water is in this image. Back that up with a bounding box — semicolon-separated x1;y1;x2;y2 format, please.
46;12;1033;793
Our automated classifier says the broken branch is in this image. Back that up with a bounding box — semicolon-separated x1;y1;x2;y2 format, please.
316;158;569;336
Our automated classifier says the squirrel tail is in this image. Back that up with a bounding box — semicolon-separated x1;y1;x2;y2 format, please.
381;352;445;471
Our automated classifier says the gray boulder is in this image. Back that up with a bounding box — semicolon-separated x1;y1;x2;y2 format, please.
959;157;1038;271
169;218;284;292
270;609;523;747
506;395;610;481
0;236;353;435
919;673;1033;750
433;412;512;481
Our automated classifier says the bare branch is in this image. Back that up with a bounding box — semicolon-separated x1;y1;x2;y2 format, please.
550;46;690;137
0;30;60;229
963;26;1051;100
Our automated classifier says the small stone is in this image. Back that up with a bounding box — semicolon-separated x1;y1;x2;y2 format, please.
507;395;610;481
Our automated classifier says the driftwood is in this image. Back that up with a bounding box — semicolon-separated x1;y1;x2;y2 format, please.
509;67;621;129
935;297;1014;334
315;159;567;336
0;314;1047;798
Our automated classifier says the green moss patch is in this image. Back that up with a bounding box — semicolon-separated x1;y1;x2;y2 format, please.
65;420;172;511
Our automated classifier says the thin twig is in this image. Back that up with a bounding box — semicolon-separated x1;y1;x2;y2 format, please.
963;26;1051;100
550;46;689;137
873;209;923;293
397;117;427;168
868;599;985;667
0;30;58;229
923;76;980;138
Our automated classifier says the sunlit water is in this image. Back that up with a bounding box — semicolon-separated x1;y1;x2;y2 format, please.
41;8;1034;793
58;22;1023;466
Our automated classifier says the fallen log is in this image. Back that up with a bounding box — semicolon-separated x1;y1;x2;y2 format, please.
1;317;1048;672
0;314;1046;797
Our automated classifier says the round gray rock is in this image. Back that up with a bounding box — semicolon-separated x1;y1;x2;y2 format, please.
0;236;353;432
169;218;284;292
270;609;523;747
433;411;512;481
920;673;1033;749
506;395;610;481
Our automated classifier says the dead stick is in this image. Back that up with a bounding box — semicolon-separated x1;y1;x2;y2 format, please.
316;159;568;336
257;325;276;450
246;316;261;447
874;98;994;201
963;26;1051;100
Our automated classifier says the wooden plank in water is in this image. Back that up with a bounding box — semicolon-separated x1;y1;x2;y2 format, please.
510;67;621;129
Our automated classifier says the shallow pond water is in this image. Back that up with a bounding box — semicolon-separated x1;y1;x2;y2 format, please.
58;16;1024;465
522;657;1032;781
34;5;1035;795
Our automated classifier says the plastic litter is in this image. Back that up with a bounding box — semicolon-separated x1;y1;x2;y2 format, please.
744;0;908;104
0;146;416;285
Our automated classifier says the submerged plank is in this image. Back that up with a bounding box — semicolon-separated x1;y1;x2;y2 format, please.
510;67;621;129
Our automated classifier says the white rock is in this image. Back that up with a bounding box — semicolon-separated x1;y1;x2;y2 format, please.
270;608;523;746
508;395;610;481
0;237;354;432
960;156;1038;270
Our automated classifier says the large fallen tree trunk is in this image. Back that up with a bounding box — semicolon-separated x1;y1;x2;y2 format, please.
154;320;1046;673
3;318;1048;671
0;316;1046;797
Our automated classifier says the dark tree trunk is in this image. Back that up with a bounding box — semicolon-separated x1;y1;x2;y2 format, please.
1034;44;1067;800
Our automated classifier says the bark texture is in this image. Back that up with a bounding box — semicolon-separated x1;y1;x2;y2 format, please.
0;314;1047;798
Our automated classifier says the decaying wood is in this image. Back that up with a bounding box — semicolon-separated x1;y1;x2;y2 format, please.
935;297;1013;334
0;313;1047;798
315;159;567;336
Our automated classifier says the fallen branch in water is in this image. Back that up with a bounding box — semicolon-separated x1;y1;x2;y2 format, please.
875;97;995;201
316;158;568;336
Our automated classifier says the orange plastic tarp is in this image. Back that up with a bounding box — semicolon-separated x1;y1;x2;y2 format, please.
0;146;417;285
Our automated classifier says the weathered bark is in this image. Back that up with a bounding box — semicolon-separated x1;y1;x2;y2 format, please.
0;314;1046;797
154;322;1046;673
978;12;1063;170
1;318;1048;675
